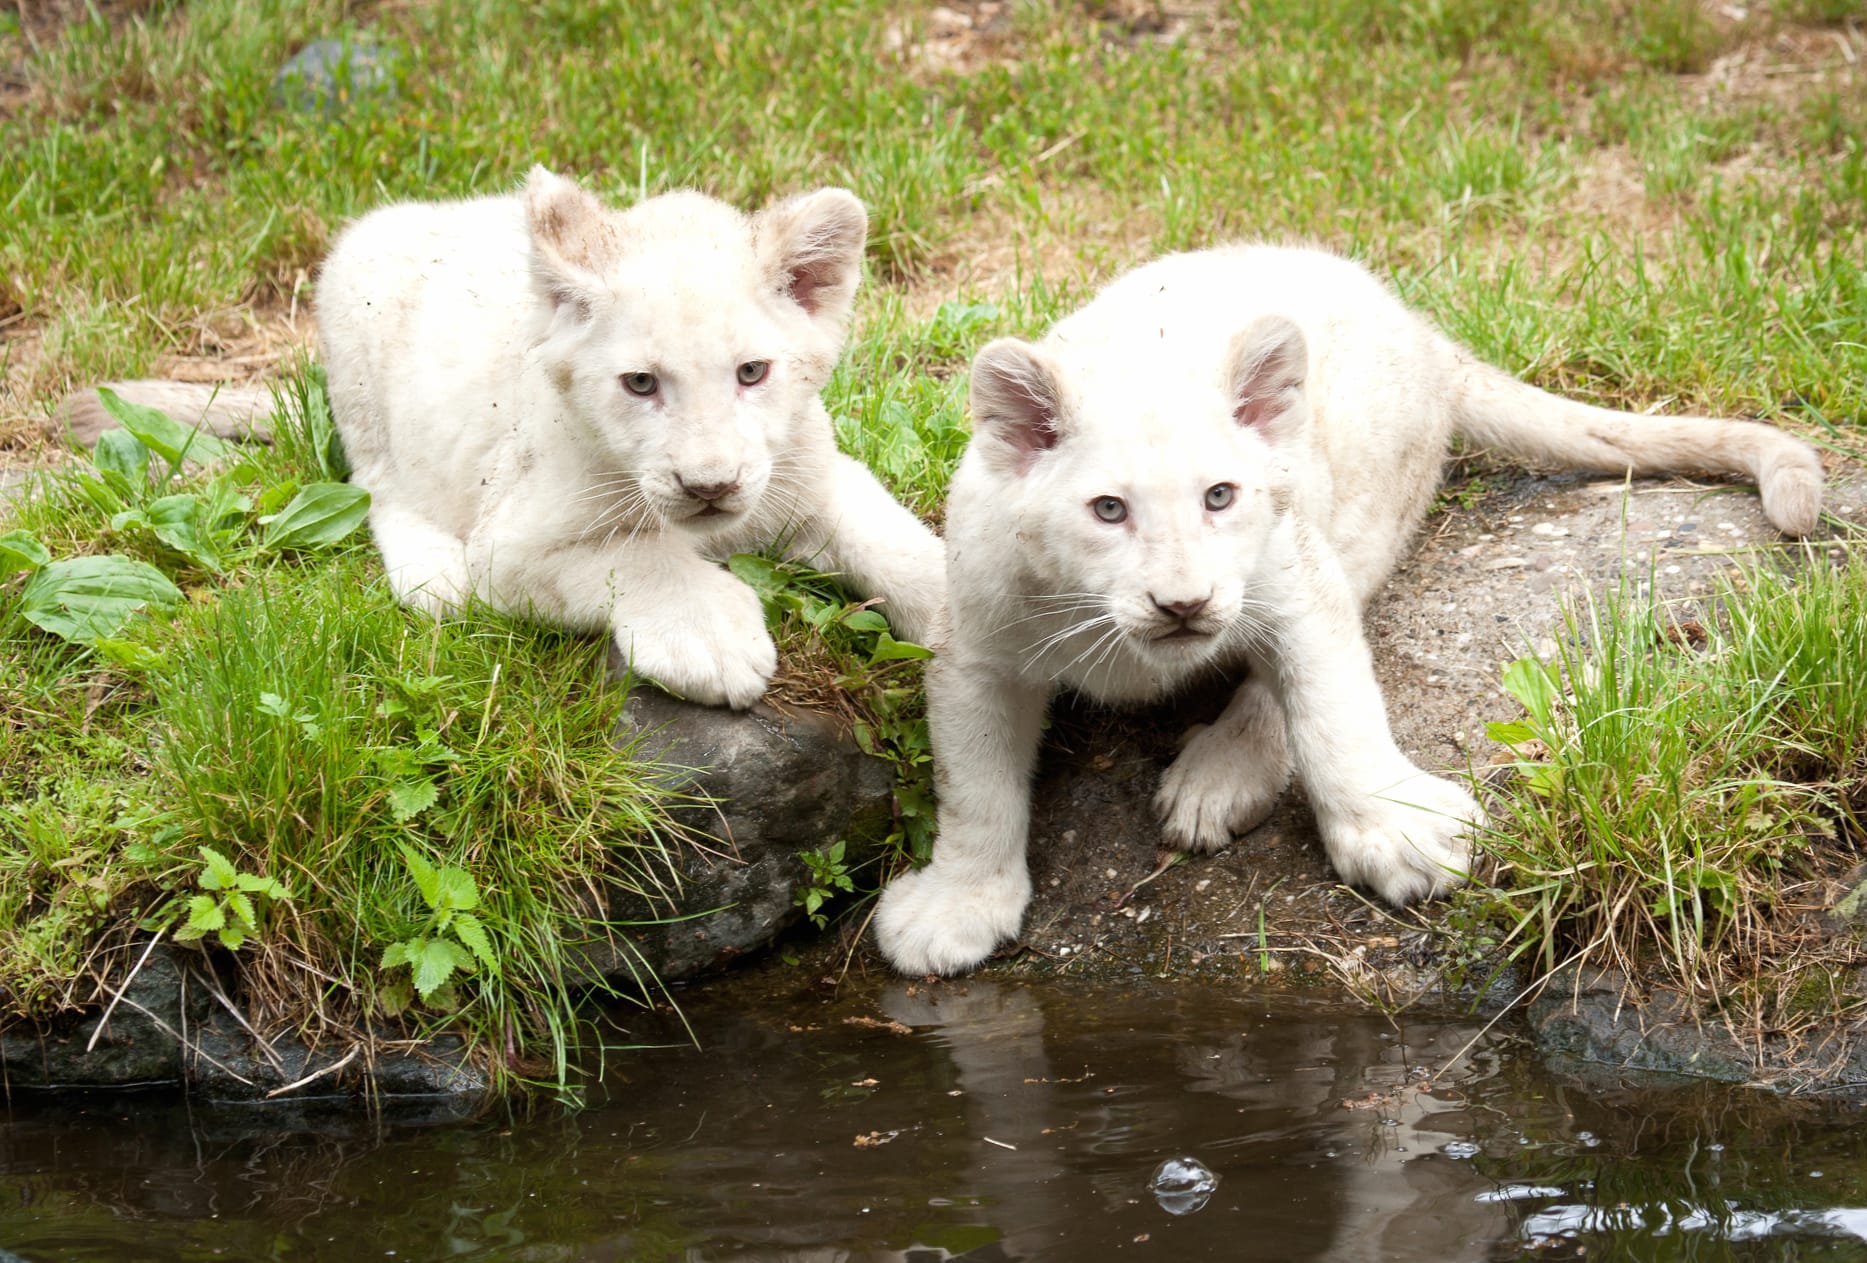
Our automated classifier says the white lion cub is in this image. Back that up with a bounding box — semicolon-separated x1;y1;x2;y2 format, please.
70;169;946;708
876;244;1823;976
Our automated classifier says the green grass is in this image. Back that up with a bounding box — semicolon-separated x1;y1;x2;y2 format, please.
1473;549;1867;1033
2;386;687;1097
2;0;1865;1087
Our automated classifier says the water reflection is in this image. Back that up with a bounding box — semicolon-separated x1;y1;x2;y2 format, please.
1;973;1865;1261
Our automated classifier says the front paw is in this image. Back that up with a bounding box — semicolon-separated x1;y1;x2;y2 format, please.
615;580;777;709
1156;722;1292;852
1317;771;1479;905
874;862;1032;977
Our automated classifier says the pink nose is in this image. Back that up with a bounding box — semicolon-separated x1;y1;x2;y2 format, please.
1152;594;1210;620
679;475;741;503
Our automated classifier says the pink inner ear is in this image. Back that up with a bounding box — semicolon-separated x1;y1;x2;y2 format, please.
1234;392;1276;431
787;261;831;315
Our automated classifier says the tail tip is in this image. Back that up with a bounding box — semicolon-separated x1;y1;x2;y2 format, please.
1760;464;1823;538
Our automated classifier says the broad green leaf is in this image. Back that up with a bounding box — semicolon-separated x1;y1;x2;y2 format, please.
261;482;370;550
397;842;441;908
19;555;183;643
410;936;470;999
387;778;439;822
144;494;219;569
726;553;786;597
381;940;412;969
0;529;49;575
1486;720;1538;746
95;386;237;468
197;845;239;891
225;890;258;933
89;637;166;671
451;912;499;974
183;893;225;932
92;428;150;486
217;925;248;951
868;632;934;663
842;609;890;633
1501;656;1560;728
431;866;478;913
234;871;289;900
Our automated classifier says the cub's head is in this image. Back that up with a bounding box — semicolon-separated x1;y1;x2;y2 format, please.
523;166;865;534
963;314;1310;673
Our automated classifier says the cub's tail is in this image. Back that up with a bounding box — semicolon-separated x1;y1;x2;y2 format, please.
1449;359;1823;537
60;381;276;450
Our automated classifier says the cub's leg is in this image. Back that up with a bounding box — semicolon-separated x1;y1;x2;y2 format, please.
1268;548;1479;904
552;544;778;710
874;652;1050;975
1155;669;1293;851
788;452;948;646
368;503;475;616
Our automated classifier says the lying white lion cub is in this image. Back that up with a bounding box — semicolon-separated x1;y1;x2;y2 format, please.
876;244;1823;976
70;169;945;709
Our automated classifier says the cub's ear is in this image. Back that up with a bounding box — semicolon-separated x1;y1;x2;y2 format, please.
755;188;868;328
524;166;616;319
1226;315;1308;435
970;338;1068;477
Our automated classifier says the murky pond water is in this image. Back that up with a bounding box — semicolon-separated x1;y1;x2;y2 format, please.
3;970;1865;1261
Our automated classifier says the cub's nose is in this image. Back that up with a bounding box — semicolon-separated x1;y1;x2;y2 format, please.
678;474;742;503
1151;594;1211;620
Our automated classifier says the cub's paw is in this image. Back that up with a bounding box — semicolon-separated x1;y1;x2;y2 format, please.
874;863;1032;977
615;578;777;710
1317;771;1480;906
1155;722;1292;852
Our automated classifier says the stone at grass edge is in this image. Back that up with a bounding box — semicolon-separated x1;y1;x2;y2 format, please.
272;37;402;115
0;946;200;1088
592;651;897;984
0;944;487;1105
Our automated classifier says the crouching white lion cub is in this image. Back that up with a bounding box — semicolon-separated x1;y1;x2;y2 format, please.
876;244;1823;976
70;169;945;708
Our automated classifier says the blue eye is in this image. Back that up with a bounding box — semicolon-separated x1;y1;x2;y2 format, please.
1205;483;1235;511
1092;496;1127;524
737;360;769;386
621;371;659;397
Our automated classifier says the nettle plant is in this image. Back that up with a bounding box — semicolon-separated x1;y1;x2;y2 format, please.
379;842;500;1013
174;845;292;951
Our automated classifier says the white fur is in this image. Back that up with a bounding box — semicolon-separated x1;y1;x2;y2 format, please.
79;169;947;708
877;244;1823;976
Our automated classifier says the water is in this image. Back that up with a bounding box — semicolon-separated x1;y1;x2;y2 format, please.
3;971;1865;1261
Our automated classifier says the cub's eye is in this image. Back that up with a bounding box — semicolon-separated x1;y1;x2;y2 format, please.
1091;496;1128;524
620;371;659;397
1204;483;1235;511
736;360;770;386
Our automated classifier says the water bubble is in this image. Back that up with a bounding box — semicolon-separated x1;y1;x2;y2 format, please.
1440;1141;1482;1160
1576;1131;1601;1148
1149;1156;1219;1216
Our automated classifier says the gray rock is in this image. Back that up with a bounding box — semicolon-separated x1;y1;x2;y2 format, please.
585;672;897;983
0;945;487;1103
272;37;402;115
1527;967;1755;1084
0;945;200;1087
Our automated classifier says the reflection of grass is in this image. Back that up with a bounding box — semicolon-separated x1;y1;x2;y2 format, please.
1473;548;1867;1038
